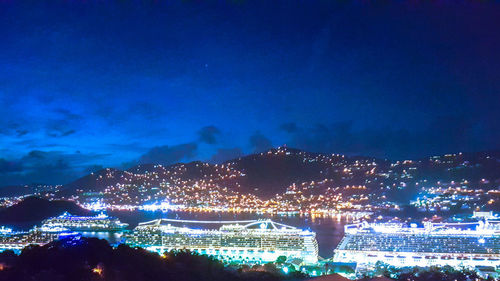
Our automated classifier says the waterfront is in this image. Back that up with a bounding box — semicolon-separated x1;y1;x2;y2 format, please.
104;211;353;259
1;210;356;258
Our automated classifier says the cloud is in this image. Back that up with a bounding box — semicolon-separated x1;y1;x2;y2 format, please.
249;131;272;153
282;121;418;158
61;129;76;136
0;121;25;136
282;122;353;154
85;164;104;174
0;150;109;186
209;147;243;163
279;122;298;133
16;129;29;137
45;115;79;138
119;160;139;170
0;159;23;174
47;129;77;138
53;108;82;121
138;143;198;166
197;126;221;144
281;115;488;159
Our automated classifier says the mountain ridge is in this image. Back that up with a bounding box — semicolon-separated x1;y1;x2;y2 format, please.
2;147;500;200
59;147;500;200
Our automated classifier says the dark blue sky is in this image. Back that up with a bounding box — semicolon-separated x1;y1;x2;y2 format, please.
1;0;499;185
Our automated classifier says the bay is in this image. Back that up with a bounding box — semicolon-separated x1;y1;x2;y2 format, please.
81;210;353;259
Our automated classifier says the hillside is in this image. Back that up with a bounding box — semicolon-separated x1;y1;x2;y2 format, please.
60;147;382;199
0;197;90;224
222;148;381;198
54;147;500;201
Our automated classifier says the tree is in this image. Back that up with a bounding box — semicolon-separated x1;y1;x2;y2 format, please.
275;256;287;264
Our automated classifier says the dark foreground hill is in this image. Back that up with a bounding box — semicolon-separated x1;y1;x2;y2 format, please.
0;237;489;281
0;197;90;224
0;237;304;281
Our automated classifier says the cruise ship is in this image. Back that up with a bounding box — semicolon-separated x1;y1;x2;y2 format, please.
0;225;78;252
124;219;318;264
333;220;500;270
41;212;128;231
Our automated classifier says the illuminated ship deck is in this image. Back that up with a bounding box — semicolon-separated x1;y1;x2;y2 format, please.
0;226;77;253
333;220;500;269
124;219;318;264
41;212;128;231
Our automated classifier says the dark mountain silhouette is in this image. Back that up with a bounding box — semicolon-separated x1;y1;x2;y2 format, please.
222;148;381;198
59;147;382;199
22;147;500;200
0;197;90;224
61;168;128;195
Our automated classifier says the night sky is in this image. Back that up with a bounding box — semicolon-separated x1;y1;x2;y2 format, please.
1;1;499;186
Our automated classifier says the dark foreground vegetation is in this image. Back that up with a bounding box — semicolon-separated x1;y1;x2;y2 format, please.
372;263;495;281
0;237;495;281
0;237;305;281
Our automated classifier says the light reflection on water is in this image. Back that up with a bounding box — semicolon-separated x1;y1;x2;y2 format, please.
8;211;357;259
80;231;125;244
91;210;356;258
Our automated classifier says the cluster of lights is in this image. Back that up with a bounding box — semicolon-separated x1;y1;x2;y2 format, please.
411;186;498;212
2;148;496;218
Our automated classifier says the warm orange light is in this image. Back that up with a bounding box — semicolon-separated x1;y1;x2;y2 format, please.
92;266;103;276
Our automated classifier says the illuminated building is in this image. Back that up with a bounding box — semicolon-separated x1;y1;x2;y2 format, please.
333;220;500;270
0;227;13;235
125;219;318;264
41;212;128;231
473;211;499;220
